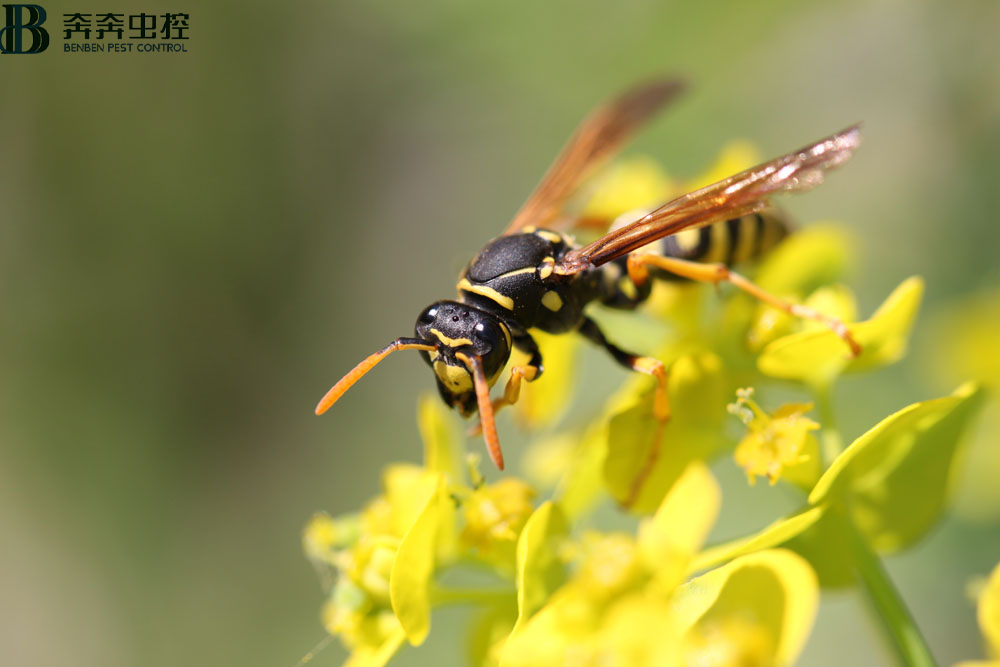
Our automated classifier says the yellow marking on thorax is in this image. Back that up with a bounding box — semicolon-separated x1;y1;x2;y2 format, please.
730;216;758;264
533;229;563;244
495;266;537;279
703;222;730;263
458;278;515;310
539;257;555;280
429;328;473;347
433;360;473;392
541;290;563;311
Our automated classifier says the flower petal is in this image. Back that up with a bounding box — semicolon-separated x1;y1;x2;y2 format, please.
758;277;924;388
981;561;1000;659
512;501;570;634
691;505;825;574
673;549;819;666
638;462;720;591
417;394;463;482
389;474;445;645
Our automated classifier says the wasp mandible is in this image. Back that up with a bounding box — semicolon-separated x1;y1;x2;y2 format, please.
316;78;861;476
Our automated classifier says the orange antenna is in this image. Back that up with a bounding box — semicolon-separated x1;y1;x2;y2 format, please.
315;338;436;415
457;352;504;471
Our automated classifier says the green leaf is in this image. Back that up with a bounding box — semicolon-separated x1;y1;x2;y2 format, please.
783;510;856;588
389;474;445;645
691;505;825;574
809;382;985;552
603;352;729;513
673;549;819;666
758;277;924;387
512;501;570;635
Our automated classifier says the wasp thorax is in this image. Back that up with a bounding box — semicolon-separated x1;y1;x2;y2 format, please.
414;300;512;415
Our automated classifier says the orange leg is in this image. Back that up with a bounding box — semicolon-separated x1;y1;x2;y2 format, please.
578;317;670;508
467;364;540;437
491;364;539;413
627;253;862;356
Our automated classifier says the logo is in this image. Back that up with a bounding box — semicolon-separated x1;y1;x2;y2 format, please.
0;4;49;54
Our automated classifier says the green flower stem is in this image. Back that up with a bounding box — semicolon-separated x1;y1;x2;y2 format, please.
844;518;936;667
430;584;514;607
814;384;844;465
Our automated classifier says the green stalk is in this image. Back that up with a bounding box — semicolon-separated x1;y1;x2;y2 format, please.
814;383;844;465
844;519;937;667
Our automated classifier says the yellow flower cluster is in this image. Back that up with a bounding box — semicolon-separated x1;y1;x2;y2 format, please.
303;144;987;666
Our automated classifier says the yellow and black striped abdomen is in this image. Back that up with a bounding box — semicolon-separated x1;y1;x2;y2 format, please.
652;209;790;276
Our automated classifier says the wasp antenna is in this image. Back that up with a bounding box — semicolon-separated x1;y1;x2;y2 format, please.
457;352;505;471
315;338;436;415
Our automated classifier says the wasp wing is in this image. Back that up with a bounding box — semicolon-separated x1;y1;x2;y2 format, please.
503;78;685;235
556;124;862;273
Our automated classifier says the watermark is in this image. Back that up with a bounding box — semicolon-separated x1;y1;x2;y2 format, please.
1;4;190;55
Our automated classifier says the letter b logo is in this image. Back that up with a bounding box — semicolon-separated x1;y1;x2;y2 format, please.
0;4;49;54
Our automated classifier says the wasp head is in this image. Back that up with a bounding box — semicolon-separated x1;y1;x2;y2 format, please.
414;300;512;416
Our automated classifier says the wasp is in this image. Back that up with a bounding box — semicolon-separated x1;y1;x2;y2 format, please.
316;78;861;486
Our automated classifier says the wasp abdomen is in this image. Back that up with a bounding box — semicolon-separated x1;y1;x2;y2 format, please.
651;210;790;277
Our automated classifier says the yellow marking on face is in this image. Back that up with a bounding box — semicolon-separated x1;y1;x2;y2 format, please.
533;229;564;244
433;359;473;392
458;278;515;310
673;228;701;254
522;226;537;233
429;328;473;348
618;276;638;301
704;222;730;263
495;266;537;280
541;290;563;311
730;215;758;264
498;320;512;351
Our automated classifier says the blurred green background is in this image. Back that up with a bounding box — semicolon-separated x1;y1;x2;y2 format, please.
2;0;998;665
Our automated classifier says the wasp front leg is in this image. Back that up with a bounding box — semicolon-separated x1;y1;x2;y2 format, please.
627;253;862;356
469;332;544;435
491;332;545;414
578;316;670;508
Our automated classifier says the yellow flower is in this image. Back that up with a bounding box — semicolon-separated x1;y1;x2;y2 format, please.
461;477;536;570
503;465;821;667
956;561;1000;666
729;388;821;488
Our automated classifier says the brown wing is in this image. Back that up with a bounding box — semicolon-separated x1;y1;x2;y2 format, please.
556;124;862;274
502;77;685;235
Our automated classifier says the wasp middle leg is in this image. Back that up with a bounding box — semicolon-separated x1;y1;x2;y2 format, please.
578;316;670;508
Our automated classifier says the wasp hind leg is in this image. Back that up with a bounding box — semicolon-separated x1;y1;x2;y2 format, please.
578;316;670;508
626;253;862;356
